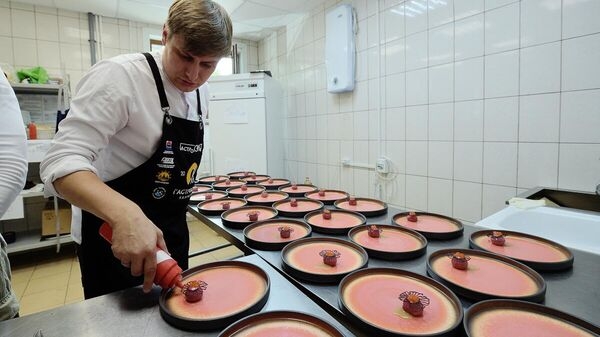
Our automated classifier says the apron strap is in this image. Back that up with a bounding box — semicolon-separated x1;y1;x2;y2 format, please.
143;52;170;112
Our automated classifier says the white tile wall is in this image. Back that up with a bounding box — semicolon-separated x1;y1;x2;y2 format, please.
261;0;600;224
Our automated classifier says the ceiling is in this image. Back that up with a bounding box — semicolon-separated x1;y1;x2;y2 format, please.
12;0;326;40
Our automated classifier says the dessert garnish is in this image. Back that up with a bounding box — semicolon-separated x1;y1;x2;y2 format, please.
241;184;248;191
448;251;471;270
407;211;418;222
368;225;382;238
319;249;341;267
224;179;231;185
291;183;298;190
221;201;231;210
488;231;506;246
267;178;274;184
247;210;260;222
290;198;298;207
260;191;268;198
348;196;357;206
204;193;213;200
278;226;294;238
182;280;208;303
322;209;332;220
398;291;430;317
318;189;326;197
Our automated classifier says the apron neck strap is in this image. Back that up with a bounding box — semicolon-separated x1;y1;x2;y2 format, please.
143;52;170;113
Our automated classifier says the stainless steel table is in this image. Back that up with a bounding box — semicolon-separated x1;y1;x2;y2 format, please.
0;254;357;337
188;205;600;331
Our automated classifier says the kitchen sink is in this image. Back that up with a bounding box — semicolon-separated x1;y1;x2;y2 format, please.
475;205;600;256
515;187;600;213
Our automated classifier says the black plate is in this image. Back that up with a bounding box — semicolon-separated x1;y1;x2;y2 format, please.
221;206;278;230
392;212;464;240
348;224;428;260
212;179;245;191
240;174;270;184
218;310;345;337
427;248;546;303
272;198;324;218
278;184;318;197
190;190;228;204
469;229;574;272
464;299;600;337
304;189;350;205
226;185;266;198
226;171;255;179
339;268;463;337
257;178;291;190
334;197;388;217
304;209;367;235
244;219;312;250
159;261;270;331
196;198;247;216
281;237;368;284
244;191;289;206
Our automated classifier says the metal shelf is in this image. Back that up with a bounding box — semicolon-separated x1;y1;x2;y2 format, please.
11;83;63;95
6;230;73;255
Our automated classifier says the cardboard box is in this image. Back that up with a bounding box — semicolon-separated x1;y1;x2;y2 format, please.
41;208;71;238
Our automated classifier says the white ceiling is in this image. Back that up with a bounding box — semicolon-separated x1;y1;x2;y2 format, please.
13;0;326;40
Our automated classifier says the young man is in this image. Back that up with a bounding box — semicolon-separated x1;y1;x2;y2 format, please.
40;0;232;299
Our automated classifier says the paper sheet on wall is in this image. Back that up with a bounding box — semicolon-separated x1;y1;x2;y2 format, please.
224;104;248;124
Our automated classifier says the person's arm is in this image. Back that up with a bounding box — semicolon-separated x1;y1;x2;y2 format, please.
0;68;27;218
53;171;167;292
40;61;166;293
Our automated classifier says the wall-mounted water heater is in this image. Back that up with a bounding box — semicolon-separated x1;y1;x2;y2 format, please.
325;4;355;93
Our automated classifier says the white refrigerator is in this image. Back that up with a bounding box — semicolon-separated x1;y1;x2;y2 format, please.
204;73;284;177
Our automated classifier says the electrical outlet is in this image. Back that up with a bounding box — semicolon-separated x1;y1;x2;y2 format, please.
376;157;390;174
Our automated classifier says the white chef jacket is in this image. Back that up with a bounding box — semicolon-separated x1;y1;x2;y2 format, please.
39;51;209;243
0;66;28;218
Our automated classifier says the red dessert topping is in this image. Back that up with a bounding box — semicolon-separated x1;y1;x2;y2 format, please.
448;252;471;270
278;226;294;239
204;193;213;200
261;191;268;198
318;189;326;197
221;201;231;210
322;209;332;220
268;178;274;184
368;225;382;238
488;231;506;246
241;184;248;191
407;211;418;222
290;198;298;207
247;210;260;222
319;249;341;267
182;280;208;303
398;291;430;317
291;183;298;190
348;197;357;206
225;179;231;185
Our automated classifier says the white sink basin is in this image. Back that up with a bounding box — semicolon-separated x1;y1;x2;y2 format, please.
474;206;600;256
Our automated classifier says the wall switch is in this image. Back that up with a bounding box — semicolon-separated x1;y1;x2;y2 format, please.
376;157;390;174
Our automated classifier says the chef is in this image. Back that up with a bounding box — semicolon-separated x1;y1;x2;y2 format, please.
40;0;232;299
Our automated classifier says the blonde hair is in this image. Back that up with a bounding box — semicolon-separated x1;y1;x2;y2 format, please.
166;0;233;57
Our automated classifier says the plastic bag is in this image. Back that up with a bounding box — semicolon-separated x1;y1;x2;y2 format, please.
17;66;49;84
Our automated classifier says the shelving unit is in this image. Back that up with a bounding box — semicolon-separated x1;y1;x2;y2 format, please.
1;81;72;255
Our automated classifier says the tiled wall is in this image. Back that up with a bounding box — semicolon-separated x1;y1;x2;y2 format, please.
258;0;600;223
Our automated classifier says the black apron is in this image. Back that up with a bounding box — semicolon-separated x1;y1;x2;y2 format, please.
78;53;204;299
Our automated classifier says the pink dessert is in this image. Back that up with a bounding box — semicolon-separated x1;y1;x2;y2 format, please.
290;198;298;207
278;226;293;239
322;209;332;220
182;280;208;303
276;200;322;213
449;252;470;270
488;231;506;246
407;212;418;222
367;225;382;238
247;211;260;222
395;214;459;233
352;227;424;253
224;208;276;223
472;233;569;263
199;199;245;211
320;249;341;267
307;211;363;230
399;291;430;317
246;222;309;243
336;198;385;212
285;242;364;275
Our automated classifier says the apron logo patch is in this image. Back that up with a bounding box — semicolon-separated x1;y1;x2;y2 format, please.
179;143;203;154
156;170;171;182
186;162;198;185
173;187;193;200
163;140;173;154
152;187;166;199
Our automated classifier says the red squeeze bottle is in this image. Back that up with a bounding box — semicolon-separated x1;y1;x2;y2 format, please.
99;223;183;289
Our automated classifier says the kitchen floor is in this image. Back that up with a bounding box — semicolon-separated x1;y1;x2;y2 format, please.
9;213;243;316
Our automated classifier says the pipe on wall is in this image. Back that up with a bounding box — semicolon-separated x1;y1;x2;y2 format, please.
87;12;97;66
